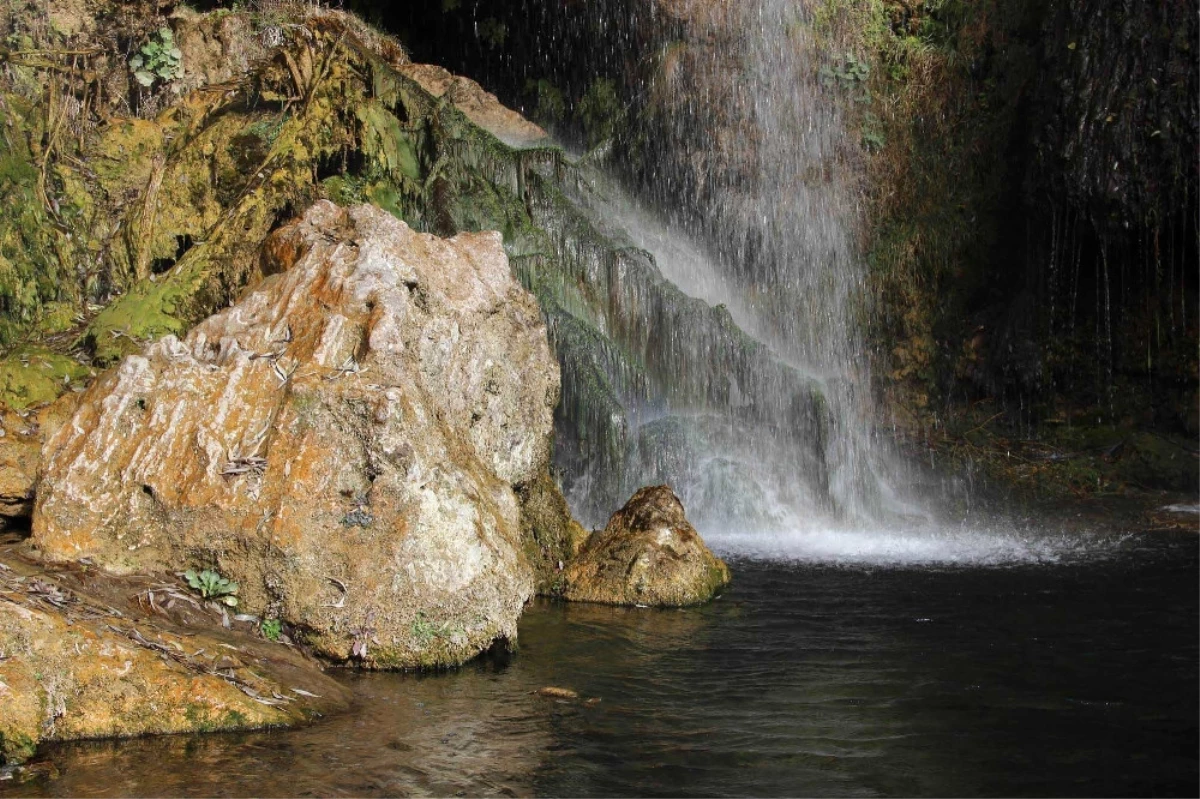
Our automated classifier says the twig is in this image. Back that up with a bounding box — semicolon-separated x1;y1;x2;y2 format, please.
322;575;347;608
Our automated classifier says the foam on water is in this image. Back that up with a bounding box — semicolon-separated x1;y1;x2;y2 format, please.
704;522;1126;568
1161;503;1200;514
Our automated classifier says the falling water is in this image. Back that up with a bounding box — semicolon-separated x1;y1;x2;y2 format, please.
595;0;912;525
501;0;1111;563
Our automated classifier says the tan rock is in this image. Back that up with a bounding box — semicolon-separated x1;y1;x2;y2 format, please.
564;485;730;606
516;470;590;595
32;201;562;669
0;547;347;765
0;394;80;524
400;63;551;148
172;8;268;94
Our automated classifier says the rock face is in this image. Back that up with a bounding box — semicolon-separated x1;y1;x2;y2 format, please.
564;486;730;606
399;63;550;148
32;201;562;668
0;394;78;525
0;546;348;765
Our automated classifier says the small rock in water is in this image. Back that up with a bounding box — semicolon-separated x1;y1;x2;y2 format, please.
535;686;579;700
563;485;730;607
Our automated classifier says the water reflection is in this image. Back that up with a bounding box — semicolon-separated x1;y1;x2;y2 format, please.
10;532;1197;798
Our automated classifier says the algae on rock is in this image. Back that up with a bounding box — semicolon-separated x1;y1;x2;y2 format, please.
0;543;349;765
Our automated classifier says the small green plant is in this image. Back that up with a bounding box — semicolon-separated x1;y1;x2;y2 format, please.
410;611;440;644
576;77;624;149
260;617;283;641
860;111;886;152
525;78;567;129
184;568;239;606
820;53;871;86
129;27;184;88
477;17;507;49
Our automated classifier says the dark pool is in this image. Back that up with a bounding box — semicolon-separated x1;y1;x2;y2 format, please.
7;528;1197;797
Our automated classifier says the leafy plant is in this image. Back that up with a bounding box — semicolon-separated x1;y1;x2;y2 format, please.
260;617;283;641
477;17;507;49
130;27;184;88
183;568;239;606
525;78;566;129
860;111;886;152
575;78;624;149
820;52;871;91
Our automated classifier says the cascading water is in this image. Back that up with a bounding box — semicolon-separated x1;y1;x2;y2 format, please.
446;0;1118;564
561;0;916;530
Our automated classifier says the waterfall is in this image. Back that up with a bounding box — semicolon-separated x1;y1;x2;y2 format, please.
546;0;920;531
643;0;890;521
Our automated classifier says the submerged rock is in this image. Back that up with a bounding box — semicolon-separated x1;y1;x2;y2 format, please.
32;201;564;669
564;486;730;607
0;545;347;765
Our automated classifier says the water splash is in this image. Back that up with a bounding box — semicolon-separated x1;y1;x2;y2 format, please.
705;522;1133;568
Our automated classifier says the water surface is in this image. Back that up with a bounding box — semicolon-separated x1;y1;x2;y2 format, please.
8;528;1197;797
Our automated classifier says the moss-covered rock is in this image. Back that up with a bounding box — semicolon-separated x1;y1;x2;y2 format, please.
564;485;730;607
0;349;91;410
517;470;590;595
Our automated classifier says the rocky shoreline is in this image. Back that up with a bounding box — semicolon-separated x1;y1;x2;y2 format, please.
0;202;728;764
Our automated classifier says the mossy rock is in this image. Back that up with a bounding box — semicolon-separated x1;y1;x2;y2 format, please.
0;348;92;410
564;485;730;607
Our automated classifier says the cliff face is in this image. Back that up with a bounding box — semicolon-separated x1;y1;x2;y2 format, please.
1;0;836;530
0;0;1194;526
393;0;1199;497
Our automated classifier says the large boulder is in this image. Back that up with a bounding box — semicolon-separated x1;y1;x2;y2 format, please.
31;201;563;668
564;486;730;607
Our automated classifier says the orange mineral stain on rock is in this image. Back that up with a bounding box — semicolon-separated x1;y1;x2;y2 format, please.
564;485;731;607
32;202;565;669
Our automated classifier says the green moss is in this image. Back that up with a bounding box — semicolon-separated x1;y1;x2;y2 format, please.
0;729;38;765
220;709;250;728
356;100;422;183
84;269;197;365
0;348;91;409
90;118;166;197
182;703;258;733
0;93;81;347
